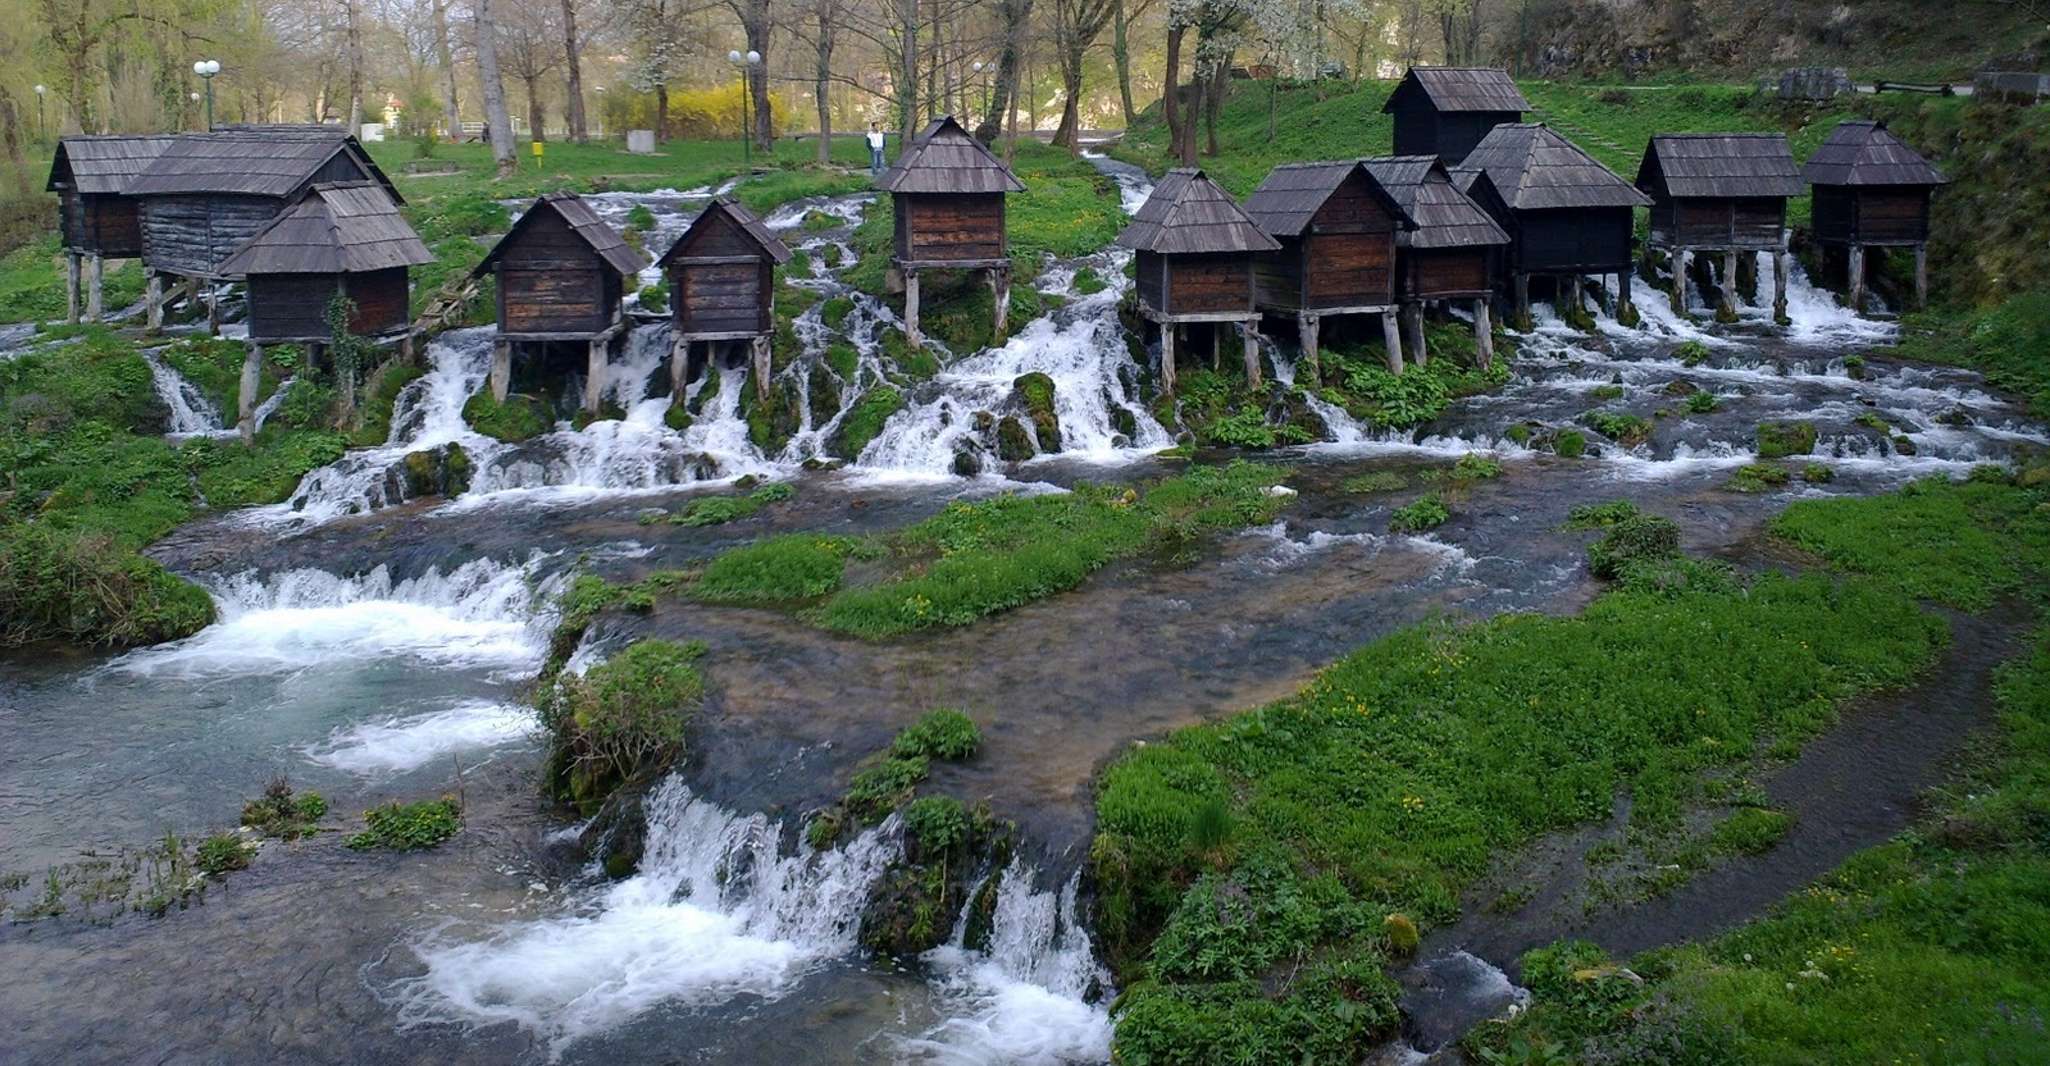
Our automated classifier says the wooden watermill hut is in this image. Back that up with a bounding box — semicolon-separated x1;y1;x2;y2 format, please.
1363;156;1510;367
44;134;176;323
655;196;791;399
215;181;434;441
471;191;648;412
1453;124;1651;327
1383;67;1531;167
126;125;400;334
1801;120;1948;311
1635;133;1804;322
1116;168;1280;393
1242;160;1413;380
876;114;1025;347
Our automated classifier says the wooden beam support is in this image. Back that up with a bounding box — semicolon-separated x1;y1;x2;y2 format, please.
1913;245;1929;311
65;253;80;325
751;335;773;400
1158;322;1177;396
1298;313;1321;386
1381;310;1404;373
1671;247;1689;315
1772;250;1790;325
1403;302;1427;367
86;255;104;322
903;269;922;348
1718;249;1740;322
238;343;263;445
990;265;1010;342
1513;272;1531;330
206;283;221;336
145;271;164;334
1472;298;1494;371
1847;243;1866;314
669;335;690;398
490;339;512;402
585;336;609;413
1240;320;1262;389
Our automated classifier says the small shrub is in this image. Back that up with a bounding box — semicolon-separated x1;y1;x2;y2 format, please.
892;708;981;761
1384;912;1420;956
1343;471;1408;494
1685;391;1719;414
544;639;706;806
195;833;252;876
902;795;969;854
1589;384;1625;401
1755;421;1817;459
1728;463;1792;493
1583;411;1652;447
1564;500;1640;529
239;777;326;840
1801;462;1835;483
1587;514;1681;579
846;755;929;823
1390;494;1450;533
1673;341;1711;367
1554;430;1588;458
346;797;462;851
1452;453;1504;480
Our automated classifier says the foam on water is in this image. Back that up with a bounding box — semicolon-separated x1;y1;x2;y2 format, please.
304;699;537;776
109;556;550;678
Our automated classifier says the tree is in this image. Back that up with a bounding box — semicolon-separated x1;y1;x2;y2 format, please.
1110;0;1161;126
1049;0;1115;150
431;0;462;136
787;0;842;163
344;0;364;131
499;0;562;140
559;0;587;141
1436;0;1484;65
725;0;774;152
975;0;1031;142
474;0;517;174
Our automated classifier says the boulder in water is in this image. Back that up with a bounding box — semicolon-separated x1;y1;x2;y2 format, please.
997;416;1035;462
952;445;984;477
1012;372;1062;453
400;442;473;499
461;392;550;443
1755;420;1818;459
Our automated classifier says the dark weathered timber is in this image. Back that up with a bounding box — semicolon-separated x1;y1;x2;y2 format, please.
1802;121;1947;247
474;191;647;340
1454;125;1649;276
880;115;1024;269
1118;168;1277;321
1246;161;1411;312
244;267;412;342
1363;155;1508;300
47;135;176;257
1637;134;1802;252
218;182;433;343
657;197;791;338
1383;67;1531;167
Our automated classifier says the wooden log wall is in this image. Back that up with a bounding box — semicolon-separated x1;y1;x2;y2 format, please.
245;267;411;342
1405;248;1492;299
1649;197;1787;250
141;194;286;278
894;192;1005;262
1167;253;1255;315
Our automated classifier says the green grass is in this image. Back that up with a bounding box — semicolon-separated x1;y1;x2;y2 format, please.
1769;477;2050;610
1892;292;2050;419
691;535;858;604
1090;477;2050;1062
346;797;462;851
661;481;794;527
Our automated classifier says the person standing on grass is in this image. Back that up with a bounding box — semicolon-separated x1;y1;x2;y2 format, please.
868;122;887;174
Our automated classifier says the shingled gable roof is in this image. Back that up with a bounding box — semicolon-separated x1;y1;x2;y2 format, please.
216;182;434;278
1452;124;1651;211
876;115;1026;194
46;135;179;195
656;196;792;268
472;191;648;279
1801;120;1949;187
1382;67;1532;114
1115;169;1280;255
1362;156;1509;250
1636;133;1804;199
1241;160;1413;238
125;126;402;203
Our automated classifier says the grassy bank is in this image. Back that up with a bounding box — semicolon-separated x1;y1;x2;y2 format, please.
1089;475;2049;1063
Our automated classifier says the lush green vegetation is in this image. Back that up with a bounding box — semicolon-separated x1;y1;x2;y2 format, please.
651;480;795;527
239;778;329;840
1892;293;2050;420
1388;493;1449;533
1089;474;2050;1062
346;797;463;851
539;638;708;810
807;708;984;849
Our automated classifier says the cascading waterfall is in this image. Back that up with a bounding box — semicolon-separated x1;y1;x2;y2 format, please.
143;351;295;439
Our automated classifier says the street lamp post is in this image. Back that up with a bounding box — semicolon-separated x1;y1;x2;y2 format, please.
32;85;45;144
192;59;221;130
728;49;761;168
972;61;987;119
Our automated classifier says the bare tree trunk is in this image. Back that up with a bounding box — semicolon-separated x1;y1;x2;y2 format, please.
1204;52;1228;155
656;83;670;141
812;8;835;164
897;0;918;136
0;95;30;197
1053;43;1084;150
976;0;1031;142
561;0;587;141
432;0;461;136
345;0;364;132
475;0;518;176
730;0;774;152
1165;21;1188;164
525;76;546;140
1112;0;1135;126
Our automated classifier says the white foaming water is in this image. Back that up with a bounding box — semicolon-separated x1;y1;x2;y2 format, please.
110;555;549;678
304;699;537;776
897;862;1114;1065
144;351;228;435
391;778;901;1054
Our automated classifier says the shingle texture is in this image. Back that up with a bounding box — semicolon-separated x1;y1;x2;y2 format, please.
216;182;434;277
1242;160;1411;237
1452;124;1652;211
1801;121;1948;186
125;126;399;201
1637;133;1804;199
474;191;648;278
1383;67;1532;113
877;115;1027;194
656;196;792;267
1363;156;1509;249
46;135;178;195
1116;169;1280;254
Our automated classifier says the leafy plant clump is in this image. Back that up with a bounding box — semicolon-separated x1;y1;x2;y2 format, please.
1344;471;1409;494
240;777;329;840
1452;453;1504;480
669;481;795;527
1728;463;1793;493
460;391;551;443
346;797;462;851
1563;500;1641;530
1586;514;1681;580
1755;420;1818;459
809;708;984;847
540;639;707;808
893;707;981;760
1389;494;1450;533
0;524;216;647
195;833;254;876
1685;390;1720;414
1583;411;1653;447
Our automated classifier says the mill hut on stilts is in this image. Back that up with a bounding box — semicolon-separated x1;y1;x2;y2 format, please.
1242;160;1413;382
214;182;434;443
1362;156;1510;369
126;126;401;336
1383;67;1531;168
1801;120;1948;313
1635;133;1803;324
44;135;175;324
876;115;1025;348
471;192;648;413
1454;124;1651;330
1117;168;1280;394
656;196;791;401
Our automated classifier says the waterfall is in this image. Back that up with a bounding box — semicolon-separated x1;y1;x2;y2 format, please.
108;554;555;678
304;699;537;777
144;352;228;436
390;779;903;1055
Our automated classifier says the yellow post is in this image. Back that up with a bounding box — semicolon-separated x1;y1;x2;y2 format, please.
530;139;544;166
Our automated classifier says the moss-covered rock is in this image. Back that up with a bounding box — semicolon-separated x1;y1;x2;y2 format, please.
832;385;903;458
1756;420;1818;459
461;391;550;443
808;363;842;427
996;416;1035;462
1012;371;1061;452
399;442;473;499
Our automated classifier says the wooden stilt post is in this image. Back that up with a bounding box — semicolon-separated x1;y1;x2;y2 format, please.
1381;310;1404;372
145;271;164;334
585;336;609;413
1671;247;1689;315
1913;245;1929;311
1240;319;1261;389
1772;249;1790;325
1158;322;1177;395
1717;249;1739;322
1403;302;1427;366
205;282;221;336
65;253;80;324
1566;273;1585;324
1735;251;1759;305
399;330;417;364
751;334;772;399
1209;322;1221;370
903;269;922;347
490;339;512;401
238;342;263;445
86;255;104;321
1298;313;1321;386
1473;298;1494;371
669;335;690;397
990;265;1010;341
1847;243;1866;314
1513;272;1531;330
